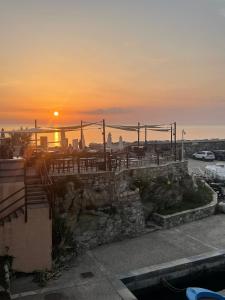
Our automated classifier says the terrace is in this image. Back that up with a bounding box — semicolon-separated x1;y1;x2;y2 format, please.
0;120;178;175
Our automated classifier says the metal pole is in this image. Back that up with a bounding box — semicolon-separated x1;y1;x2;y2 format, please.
181;129;185;161
174;122;177;161
170;124;173;154
103;119;107;171
144;125;147;145
137;122;140;147
80;120;83;150
35;119;37;151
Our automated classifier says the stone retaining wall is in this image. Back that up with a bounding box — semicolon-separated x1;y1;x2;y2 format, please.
152;184;218;229
74;189;145;253
52;161;189;252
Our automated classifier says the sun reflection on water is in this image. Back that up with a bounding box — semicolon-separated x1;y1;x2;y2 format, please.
54;131;60;147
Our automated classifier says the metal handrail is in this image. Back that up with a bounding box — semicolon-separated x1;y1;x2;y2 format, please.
39;159;54;219
0;195;25;215
0;187;25;206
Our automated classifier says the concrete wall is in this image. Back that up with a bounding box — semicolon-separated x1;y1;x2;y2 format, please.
0;158;51;273
0;159;25;217
0;206;52;273
0;159;25;183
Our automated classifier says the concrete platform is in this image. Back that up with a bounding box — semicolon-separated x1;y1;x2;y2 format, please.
11;214;225;300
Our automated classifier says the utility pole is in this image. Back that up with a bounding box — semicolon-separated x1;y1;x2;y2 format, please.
34;119;37;151
137;122;140;147
170;123;173;154
80;120;83;150
174;122;177;161
181;129;186;161
102;119;107;171
144;125;147;145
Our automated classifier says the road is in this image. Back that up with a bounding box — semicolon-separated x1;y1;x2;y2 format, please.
188;158;224;176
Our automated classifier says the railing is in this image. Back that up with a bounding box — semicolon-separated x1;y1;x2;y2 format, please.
47;152;175;174
0;187;26;223
39;159;54;219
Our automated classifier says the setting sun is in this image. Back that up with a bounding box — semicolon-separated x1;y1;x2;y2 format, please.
53;111;59;117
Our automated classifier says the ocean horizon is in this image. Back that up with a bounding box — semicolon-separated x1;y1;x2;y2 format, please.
1;123;225;145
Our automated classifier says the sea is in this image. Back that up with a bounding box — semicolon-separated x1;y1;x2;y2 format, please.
1;124;225;146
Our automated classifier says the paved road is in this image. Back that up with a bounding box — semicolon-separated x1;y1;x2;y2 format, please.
188;158;224;176
13;214;225;300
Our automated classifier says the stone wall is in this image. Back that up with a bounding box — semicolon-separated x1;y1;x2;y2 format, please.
152;183;217;229
116;161;188;182
73;189;145;253
146;140;225;158
52;161;188;253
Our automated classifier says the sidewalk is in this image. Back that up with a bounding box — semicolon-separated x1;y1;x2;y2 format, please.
12;214;225;299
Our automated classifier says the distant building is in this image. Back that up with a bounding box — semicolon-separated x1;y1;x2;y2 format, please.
119;136;124;150
107;132;112;148
72;139;79;150
79;130;86;150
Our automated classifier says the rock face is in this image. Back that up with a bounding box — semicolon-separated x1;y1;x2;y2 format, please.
73;190;145;253
53;161;188;253
54;177;145;253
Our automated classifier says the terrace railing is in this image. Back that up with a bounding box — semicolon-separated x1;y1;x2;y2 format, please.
39;159;54;219
46;151;175;175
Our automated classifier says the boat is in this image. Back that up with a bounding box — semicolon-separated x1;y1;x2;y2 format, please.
186;287;225;300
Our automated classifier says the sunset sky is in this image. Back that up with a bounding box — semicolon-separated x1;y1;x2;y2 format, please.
1;0;225;126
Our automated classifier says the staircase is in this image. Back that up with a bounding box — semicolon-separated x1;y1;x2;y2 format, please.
0;205;25;227
0;159;54;226
0;158;53;273
25;170;49;207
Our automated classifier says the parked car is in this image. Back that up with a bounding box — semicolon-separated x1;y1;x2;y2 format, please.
213;150;225;161
192;151;215;161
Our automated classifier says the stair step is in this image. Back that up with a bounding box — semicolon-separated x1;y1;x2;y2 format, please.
28;202;49;207
27;191;45;196
27;194;47;199
26;180;41;184
27;185;44;189
26;184;43;188
0;207;25;226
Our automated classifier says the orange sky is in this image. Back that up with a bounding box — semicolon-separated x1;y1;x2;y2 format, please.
1;0;225;126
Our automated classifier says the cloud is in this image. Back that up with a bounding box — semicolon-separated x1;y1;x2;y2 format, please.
80;107;132;115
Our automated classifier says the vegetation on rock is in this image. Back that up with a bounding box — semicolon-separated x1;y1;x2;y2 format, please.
135;174;212;217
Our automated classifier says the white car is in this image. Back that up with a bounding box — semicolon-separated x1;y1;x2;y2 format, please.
192;151;215;161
